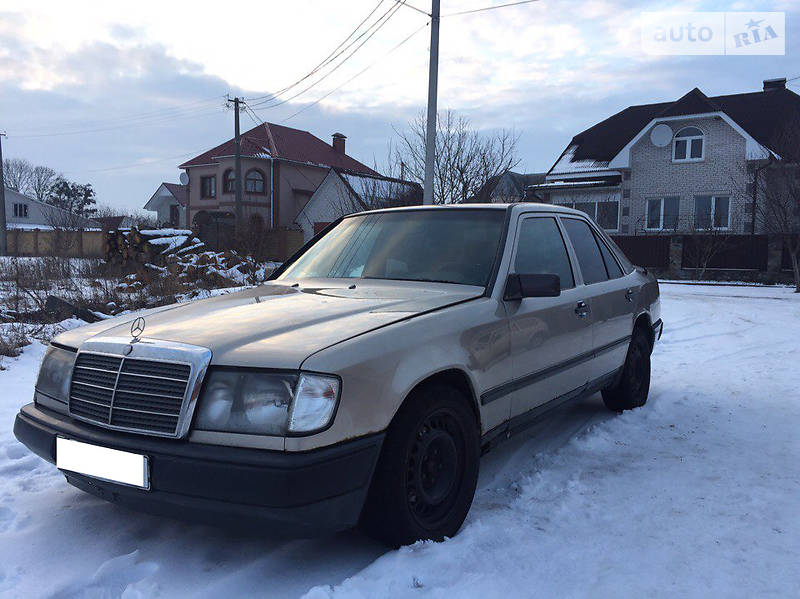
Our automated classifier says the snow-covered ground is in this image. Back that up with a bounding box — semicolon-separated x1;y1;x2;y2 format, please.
1;284;798;598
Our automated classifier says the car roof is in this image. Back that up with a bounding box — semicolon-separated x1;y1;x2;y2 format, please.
354;202;588;218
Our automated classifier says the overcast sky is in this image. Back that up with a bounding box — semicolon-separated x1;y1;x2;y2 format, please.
0;0;797;213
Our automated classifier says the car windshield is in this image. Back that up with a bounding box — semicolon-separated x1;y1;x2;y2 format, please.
278;210;506;287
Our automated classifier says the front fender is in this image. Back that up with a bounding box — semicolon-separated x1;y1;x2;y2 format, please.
289;297;511;451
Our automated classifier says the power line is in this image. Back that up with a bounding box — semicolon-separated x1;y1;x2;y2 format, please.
10;100;227;139
247;0;408;110
64;146;212;174
245;0;389;105
282;21;430;123
442;0;540;17
247;1;403;109
393;0;430;16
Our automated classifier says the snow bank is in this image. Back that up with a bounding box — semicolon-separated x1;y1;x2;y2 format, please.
1;284;798;598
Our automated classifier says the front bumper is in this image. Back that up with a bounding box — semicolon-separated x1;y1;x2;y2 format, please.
13;403;384;536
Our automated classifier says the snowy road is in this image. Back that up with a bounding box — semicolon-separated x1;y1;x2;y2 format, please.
1;284;799;598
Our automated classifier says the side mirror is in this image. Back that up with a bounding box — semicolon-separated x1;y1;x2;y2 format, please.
504;273;560;301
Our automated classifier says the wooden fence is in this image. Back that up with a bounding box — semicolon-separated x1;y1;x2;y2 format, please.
6;228;106;258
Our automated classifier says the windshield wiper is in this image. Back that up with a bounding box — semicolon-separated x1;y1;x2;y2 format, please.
362;276;465;285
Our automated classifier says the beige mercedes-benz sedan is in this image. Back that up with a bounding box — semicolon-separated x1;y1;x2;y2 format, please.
14;204;661;546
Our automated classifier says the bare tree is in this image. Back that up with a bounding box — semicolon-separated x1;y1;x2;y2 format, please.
30;165;59;201
633;208;735;280
2;159;59;201
392;110;518;205
329;171;421;219
680;221;735;280
755;137;800;291
2;158;34;193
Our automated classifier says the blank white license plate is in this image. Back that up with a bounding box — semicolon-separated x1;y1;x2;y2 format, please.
56;437;150;490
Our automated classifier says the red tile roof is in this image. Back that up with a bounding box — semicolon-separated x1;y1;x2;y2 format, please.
179;122;377;174
162;182;188;207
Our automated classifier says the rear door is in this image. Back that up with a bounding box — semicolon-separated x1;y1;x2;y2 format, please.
560;216;633;382
505;214;593;419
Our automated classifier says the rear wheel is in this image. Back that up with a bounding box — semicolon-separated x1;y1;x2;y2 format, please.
360;384;480;547
602;329;651;411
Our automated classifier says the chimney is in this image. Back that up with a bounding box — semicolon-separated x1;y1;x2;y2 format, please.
763;78;786;91
332;132;346;154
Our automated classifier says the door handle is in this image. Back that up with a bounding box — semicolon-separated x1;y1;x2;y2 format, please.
575;301;590;318
625;288;636;302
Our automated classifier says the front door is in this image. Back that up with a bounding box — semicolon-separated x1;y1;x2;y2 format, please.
505;215;594;419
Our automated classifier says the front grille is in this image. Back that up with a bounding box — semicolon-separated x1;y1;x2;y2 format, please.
69;352;192;436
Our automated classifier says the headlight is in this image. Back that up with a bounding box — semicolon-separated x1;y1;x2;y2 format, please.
194;370;340;436
35;345;76;405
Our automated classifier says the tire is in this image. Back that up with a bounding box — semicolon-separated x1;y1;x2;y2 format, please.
360;383;480;547
601;329;651;412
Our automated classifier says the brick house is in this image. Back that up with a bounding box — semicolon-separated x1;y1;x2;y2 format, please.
529;78;800;236
177;123;376;234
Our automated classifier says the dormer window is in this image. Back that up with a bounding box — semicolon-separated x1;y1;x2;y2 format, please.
673;127;704;162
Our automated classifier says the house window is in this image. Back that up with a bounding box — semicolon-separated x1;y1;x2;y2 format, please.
673;127;704;162
245;169;265;194
646;196;680;230
555;197;619;231
13;203;29;218
222;169;235;194
200;175;216;199
694;195;730;230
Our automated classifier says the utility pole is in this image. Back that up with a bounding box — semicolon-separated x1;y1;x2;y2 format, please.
422;0;440;205
0;132;7;255
227;96;244;229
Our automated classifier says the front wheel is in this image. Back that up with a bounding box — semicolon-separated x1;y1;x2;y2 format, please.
602;329;651;411
360;384;480;547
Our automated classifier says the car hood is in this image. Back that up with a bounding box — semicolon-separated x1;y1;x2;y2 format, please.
53;280;484;369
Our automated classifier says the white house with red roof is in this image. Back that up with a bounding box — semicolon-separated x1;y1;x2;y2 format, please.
144;182;188;228
172;122;376;234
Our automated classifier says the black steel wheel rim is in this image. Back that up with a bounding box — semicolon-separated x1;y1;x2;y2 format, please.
405;408;464;529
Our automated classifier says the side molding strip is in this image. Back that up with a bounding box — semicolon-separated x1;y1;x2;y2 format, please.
480;335;631;405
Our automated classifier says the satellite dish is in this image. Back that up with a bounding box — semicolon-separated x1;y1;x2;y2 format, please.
650;123;673;147
179;172;189;185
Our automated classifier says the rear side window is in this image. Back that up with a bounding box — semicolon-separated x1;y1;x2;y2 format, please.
596;235;623;279
561;218;608;285
513;217;575;289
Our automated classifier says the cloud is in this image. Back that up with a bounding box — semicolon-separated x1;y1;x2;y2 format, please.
0;0;796;212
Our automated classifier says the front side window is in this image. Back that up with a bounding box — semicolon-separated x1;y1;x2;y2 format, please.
674;127;704;162
13;203;29;218
222;169;235;194
200;175;216;199
561;218;609;285
694;195;730;230
245;169;265;194
513;217;574;289
646;196;680;230
279;210;506;287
